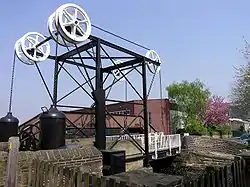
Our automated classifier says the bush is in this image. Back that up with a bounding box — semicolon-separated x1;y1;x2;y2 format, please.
218;125;231;135
206;125;231;137
185;119;207;136
207;126;217;136
176;128;186;135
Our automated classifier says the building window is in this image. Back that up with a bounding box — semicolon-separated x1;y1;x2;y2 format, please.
109;110;130;115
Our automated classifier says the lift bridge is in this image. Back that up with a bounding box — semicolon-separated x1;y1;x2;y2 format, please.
0;1;178;169
106;132;181;160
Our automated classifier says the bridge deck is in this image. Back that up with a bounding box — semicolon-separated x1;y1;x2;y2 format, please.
106;133;181;159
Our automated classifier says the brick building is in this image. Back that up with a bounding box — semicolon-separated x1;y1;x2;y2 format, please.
20;98;171;136
106;99;171;134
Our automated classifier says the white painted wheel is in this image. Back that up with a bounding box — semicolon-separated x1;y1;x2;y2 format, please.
15;37;34;65
55;3;91;44
48;12;74;47
145;50;161;73
112;60;127;81
20;32;51;62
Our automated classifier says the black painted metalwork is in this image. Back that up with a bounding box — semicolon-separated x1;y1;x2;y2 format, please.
0;112;19;142
0;51;19;142
93;38;106;150
57;41;97;61
19;123;40;151
0;53;20;143
53;36;59;107
102;58;140;73
142;60;149;167
39;107;66;149
101;150;126;176
17;27;161;168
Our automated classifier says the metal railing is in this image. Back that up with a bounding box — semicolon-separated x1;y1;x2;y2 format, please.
106;132;182;159
105;133;144;141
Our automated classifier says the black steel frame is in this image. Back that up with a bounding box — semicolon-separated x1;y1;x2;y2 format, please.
29;34;160;167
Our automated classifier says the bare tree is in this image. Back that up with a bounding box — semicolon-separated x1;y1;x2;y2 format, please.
231;39;250;119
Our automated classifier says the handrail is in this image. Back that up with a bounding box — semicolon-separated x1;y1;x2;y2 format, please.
106;132;182;159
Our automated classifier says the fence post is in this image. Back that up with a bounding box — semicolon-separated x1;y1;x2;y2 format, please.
64;167;70;187
119;180;127;187
231;162;237;187
27;158;35;187
44;162;50;186
91;174;98;187
4;136;20;187
168;136;172;156
178;134;181;153
83;173;90;187
194;179;199;187
185;181;192;187
76;171;83;187
211;171;216;187
215;169;221;187
53;164;59;187
205;173;211;187
108;178;116;187
239;159;244;187
69;168;76;187
48;163;55;187
154;133;158;159
58;166;64;187
236;160;242;187
242;159;247;187
37;160;45;187
31;158;39;187
198;175;205;187
219;167;225;187
100;176;107;187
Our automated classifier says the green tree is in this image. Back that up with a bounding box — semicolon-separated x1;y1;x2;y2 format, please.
167;79;210;126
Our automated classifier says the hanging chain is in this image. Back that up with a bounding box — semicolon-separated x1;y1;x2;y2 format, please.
159;69;164;132
53;32;59;107
124;79;128;128
8;52;17;113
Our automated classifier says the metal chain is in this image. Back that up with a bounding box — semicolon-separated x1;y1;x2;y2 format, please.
8;52;17;113
124;78;128;128
53;32;59;107
159;69;164;132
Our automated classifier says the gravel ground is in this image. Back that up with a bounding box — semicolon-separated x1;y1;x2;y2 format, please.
108;168;183;187
157;151;236;183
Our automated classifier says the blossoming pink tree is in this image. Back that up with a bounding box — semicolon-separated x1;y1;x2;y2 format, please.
204;95;230;126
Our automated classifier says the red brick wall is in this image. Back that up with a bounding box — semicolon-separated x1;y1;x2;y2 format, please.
104;99;171;134
133;99;170;134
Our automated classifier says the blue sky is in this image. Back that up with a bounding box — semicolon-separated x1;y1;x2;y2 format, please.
0;0;249;122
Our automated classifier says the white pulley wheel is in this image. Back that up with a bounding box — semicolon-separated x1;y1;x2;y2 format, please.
20;32;51;62
48;12;74;47
55;3;91;44
112;60;127;81
15;38;34;65
145;50;161;73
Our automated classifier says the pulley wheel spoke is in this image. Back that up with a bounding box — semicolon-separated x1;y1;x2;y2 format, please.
20;32;51;62
47;12;74;47
15;38;34;65
55;3;92;44
145;50;161;74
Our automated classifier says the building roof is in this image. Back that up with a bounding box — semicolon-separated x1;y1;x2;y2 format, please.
20;98;169;129
229;118;250;124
